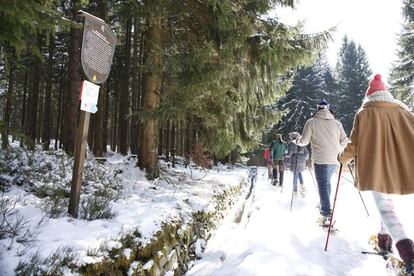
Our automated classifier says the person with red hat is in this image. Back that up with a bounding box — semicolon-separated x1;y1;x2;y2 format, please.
338;73;414;275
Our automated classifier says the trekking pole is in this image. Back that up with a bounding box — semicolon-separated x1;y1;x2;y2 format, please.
324;164;343;251
290;151;299;211
347;164;369;217
308;164;319;194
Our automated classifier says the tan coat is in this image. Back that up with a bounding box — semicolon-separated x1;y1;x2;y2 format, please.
339;101;414;194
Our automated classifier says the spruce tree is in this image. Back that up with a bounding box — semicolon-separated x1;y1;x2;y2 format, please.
157;3;332;157
275;57;329;138
389;0;414;110
335;36;372;134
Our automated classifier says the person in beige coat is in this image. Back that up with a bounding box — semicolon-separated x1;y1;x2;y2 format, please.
294;99;348;224
338;74;414;275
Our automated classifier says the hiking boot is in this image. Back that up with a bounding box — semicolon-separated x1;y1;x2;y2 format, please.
396;239;414;275
377;233;393;253
299;185;306;196
318;215;331;227
405;263;414;276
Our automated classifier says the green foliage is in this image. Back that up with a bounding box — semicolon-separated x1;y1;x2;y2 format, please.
80;186;117;221
275;56;331;138
335;36;372;134
0;0;67;56
151;1;332;157
14;246;78;276
38;186;69;218
389;0;414;110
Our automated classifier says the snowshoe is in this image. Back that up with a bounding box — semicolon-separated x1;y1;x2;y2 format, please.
299;185;306;197
317;216;338;233
366;234;407;276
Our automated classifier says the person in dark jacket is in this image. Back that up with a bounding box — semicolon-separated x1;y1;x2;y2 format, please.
286;132;309;196
270;134;287;186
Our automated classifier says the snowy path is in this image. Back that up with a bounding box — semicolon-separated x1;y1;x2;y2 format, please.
186;167;414;276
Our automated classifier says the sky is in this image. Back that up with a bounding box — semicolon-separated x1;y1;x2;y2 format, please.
187;168;414;276
274;0;404;82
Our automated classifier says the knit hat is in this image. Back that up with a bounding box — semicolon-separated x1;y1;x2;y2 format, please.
366;74;386;95
317;99;329;110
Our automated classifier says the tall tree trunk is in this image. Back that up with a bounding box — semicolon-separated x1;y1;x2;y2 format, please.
42;33;55;150
130;17;140;155
184;115;192;165
1;60;15;149
25;40;42;150
165;119;170;160
55;54;65;150
65;0;82;155
138;14;162;179
111;82;119;151
21;67;28;132
103;79;110;152
93;84;105;156
171;122;176;168
37;82;44;144
180;121;184;157
93;0;108;157
158;124;163;157
118;18;132;155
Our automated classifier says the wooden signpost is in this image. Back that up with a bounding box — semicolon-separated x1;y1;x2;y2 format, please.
68;11;118;218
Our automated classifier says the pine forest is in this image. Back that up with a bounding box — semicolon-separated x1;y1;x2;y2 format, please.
0;0;412;175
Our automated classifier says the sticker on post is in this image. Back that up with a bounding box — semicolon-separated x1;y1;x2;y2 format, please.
80;80;100;113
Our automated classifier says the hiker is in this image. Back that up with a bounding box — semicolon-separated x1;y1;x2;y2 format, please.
338;74;414;274
286;132;309;197
270;134;287;186
293;100;348;224
263;147;272;179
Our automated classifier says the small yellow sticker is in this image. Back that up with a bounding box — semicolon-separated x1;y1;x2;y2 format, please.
93;74;96;81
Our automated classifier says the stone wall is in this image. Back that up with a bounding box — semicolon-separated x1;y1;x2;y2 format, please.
81;178;246;276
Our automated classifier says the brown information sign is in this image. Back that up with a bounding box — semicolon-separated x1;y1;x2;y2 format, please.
80;11;117;84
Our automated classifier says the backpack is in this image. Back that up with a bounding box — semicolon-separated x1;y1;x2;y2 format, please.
263;148;270;160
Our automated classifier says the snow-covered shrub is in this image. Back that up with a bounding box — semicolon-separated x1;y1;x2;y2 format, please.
0;147;70;190
0;196;29;240
37;186;69;218
14;246;78;276
0;195;46;256
80;186;117;221
0;147;123;221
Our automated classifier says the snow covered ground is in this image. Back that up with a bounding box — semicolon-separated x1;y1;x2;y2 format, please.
186;167;414;276
0;146;249;276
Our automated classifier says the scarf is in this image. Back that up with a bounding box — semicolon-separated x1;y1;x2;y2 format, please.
362;90;410;111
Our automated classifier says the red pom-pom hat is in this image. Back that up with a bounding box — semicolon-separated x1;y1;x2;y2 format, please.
366;74;386;95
